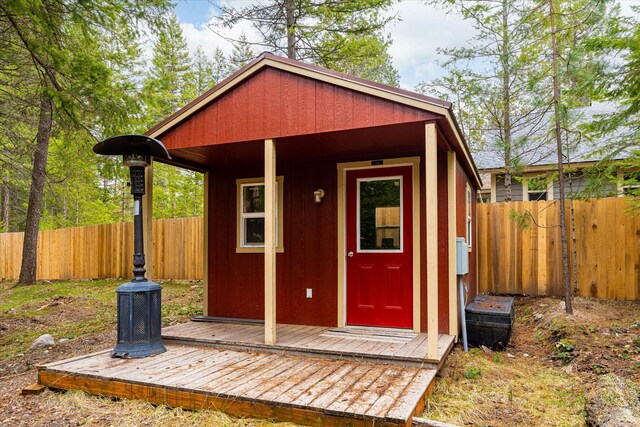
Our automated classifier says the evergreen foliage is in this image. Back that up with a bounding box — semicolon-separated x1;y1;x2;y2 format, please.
214;0;400;86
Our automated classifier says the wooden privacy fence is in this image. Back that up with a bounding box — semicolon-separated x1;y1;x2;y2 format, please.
1;200;639;300
0;217;204;281
478;197;640;300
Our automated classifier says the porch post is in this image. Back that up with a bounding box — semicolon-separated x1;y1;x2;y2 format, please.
203;171;209;316
490;175;497;203
143;161;153;280
447;152;458;339
264;138;277;345
425;123;439;360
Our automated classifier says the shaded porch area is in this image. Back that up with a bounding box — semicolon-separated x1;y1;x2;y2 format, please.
162;320;455;369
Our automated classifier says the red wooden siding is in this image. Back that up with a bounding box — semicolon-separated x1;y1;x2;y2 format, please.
456;162;478;303
437;149;450;334
160;67;438;150
206;131;474;332
208;160;338;326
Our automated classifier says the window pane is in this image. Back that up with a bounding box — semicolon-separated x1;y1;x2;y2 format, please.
244;217;265;244
243;185;264;213
529;191;547;201
359;179;401;250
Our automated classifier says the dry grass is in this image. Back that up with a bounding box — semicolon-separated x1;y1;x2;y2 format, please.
424;348;585;426
422;296;640;427
0;279;295;427
2;282;638;427
38;389;296;427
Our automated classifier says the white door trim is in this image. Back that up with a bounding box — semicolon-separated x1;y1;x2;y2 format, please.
337;157;421;332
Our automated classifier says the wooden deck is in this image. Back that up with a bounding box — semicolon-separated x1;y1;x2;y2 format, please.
162;321;455;369
38;343;437;426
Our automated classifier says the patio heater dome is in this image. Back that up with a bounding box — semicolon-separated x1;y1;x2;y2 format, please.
94;134;171;358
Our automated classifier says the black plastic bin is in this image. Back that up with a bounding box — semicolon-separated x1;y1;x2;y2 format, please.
465;294;515;350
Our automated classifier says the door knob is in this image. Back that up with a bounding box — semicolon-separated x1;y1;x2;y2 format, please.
347;251;354;257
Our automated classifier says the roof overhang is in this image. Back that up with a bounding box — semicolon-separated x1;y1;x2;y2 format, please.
480;159;627;175
146;52;481;187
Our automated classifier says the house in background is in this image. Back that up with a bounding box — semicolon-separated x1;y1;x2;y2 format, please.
475;102;634;203
145;52;482;357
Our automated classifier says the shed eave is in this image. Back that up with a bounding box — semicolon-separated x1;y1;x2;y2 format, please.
145;53;481;187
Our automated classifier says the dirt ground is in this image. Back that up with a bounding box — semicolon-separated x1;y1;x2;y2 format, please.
0;280;638;427
422;296;640;426
0;280;288;427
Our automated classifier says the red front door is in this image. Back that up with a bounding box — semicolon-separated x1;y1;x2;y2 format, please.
346;165;413;329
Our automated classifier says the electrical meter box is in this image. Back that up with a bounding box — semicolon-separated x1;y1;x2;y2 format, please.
456;237;469;275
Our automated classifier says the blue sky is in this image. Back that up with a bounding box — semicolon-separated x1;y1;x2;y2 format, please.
173;0;478;89
175;0;217;24
173;0;640;89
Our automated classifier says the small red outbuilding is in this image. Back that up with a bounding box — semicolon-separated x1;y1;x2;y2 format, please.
146;53;481;359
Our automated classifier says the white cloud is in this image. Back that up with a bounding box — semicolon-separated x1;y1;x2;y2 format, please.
179;6;265;59
389;1;476;89
174;0;640;89
176;0;475;87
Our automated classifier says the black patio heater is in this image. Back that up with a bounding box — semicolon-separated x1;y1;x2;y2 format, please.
93;134;171;358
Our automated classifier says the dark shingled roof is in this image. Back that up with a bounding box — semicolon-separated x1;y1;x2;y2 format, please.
474;102;631;170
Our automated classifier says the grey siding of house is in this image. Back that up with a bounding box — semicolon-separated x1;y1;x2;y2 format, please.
495;175;524;202
554;175;586;199
490;173;619;202
553;175;618;199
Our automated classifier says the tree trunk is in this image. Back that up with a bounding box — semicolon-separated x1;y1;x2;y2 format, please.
17;90;53;285
502;0;513;202
567;172;578;294
193;175;198;216
2;176;9;231
285;0;296;59
549;0;573;314
121;176;126;222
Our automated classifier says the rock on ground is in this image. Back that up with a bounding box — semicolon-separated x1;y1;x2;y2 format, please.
585;374;640;427
30;334;55;350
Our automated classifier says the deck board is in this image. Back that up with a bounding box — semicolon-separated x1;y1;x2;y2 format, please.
162;322;455;369
39;343;436;426
275;360;347;404
324;364;386;414
258;360;323;402
364;368;420;418
308;363;372;409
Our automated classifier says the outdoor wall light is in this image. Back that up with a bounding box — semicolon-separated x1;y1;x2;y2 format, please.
314;189;325;204
93;134;171;359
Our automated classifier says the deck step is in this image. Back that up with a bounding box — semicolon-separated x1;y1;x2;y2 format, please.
163;335;440;369
161;321;455;370
38;343;437;427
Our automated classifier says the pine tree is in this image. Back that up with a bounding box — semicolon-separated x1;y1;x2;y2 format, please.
586;6;639;167
214;0;399;86
192;47;217;94
143;13;195;126
0;0;170;285
212;47;232;83
540;0;618;314
228;34;256;70
423;0;550;201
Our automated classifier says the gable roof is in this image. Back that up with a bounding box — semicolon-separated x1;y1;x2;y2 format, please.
146;52;481;186
475;102;632;172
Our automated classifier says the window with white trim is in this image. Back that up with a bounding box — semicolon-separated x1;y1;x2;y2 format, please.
620;172;640;196
525;176;552;201
466;183;472;249
236;177;284;252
